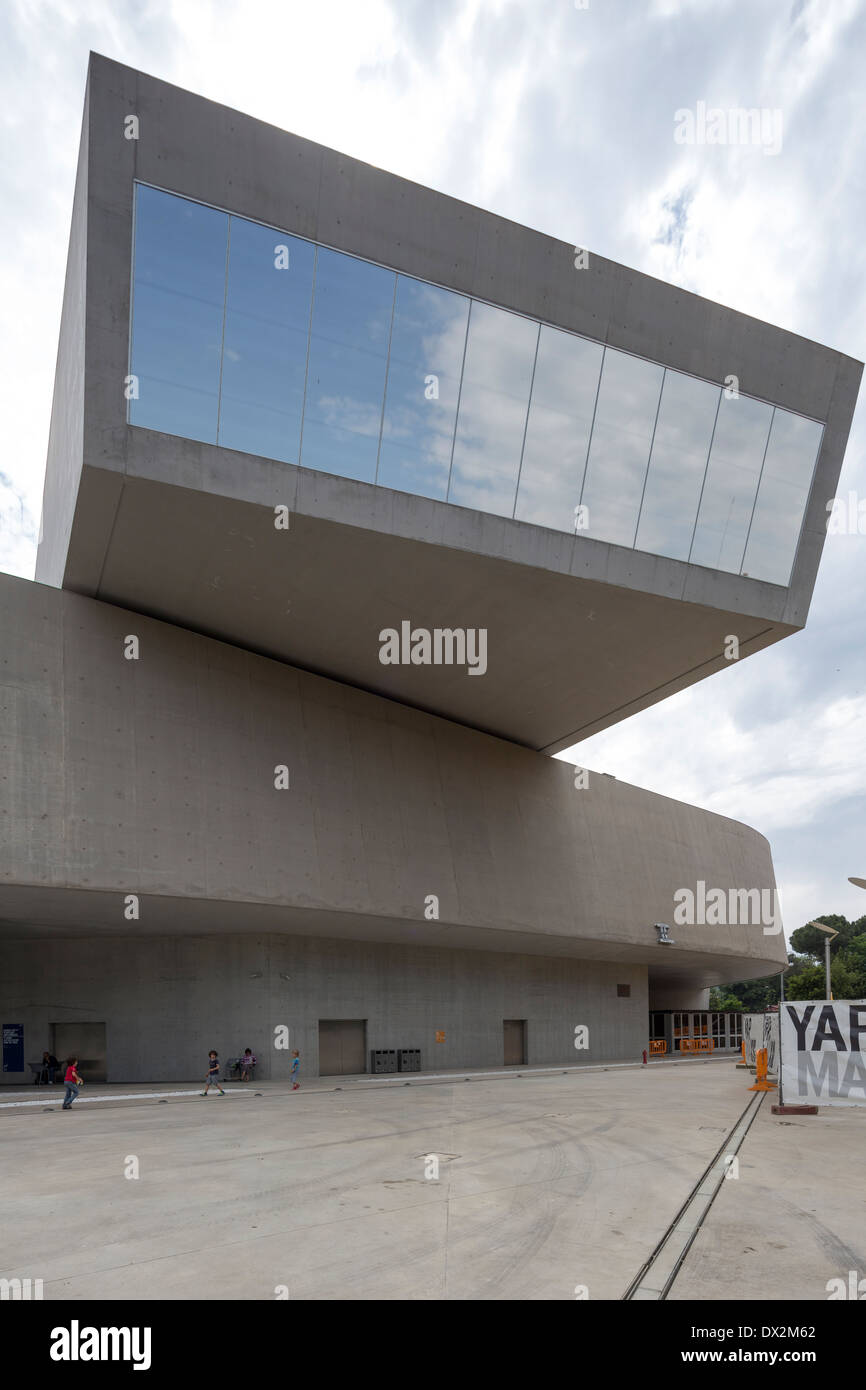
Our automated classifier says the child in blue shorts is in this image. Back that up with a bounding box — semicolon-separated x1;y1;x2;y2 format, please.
201;1050;225;1096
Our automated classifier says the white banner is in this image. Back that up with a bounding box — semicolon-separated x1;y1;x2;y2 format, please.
743;1012;779;1075
780;1000;866;1107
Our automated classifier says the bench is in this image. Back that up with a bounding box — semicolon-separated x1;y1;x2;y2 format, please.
27;1062;58;1084
225;1057;257;1081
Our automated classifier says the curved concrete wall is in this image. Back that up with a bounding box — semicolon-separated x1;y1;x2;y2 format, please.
0;574;785;983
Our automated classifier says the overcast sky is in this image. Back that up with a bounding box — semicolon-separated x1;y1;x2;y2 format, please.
1;0;864;948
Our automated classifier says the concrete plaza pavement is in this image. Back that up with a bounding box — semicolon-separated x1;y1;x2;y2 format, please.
669;1089;866;1301
1;1061;862;1300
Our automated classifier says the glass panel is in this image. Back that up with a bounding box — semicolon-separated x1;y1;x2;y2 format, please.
218;218;315;463
580;348;664;547
377;276;469;501
689;393;772;573
301;248;395;483
634;370;720;561
740;411;822;585
129;185;228;443
514;327;603;531
127;183;825;578
448;302;538;518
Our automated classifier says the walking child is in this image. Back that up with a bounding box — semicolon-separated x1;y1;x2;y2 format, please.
201;1050;225;1096
61;1057;83;1109
291;1049;300;1090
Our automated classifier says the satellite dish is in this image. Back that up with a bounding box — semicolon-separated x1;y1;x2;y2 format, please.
848;877;866;891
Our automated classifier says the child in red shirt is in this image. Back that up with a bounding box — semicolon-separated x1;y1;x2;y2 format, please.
62;1058;83;1109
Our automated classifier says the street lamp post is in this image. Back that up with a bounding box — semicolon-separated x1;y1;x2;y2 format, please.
808;921;839;999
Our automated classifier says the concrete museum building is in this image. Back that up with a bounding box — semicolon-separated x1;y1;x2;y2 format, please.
0;56;860;1083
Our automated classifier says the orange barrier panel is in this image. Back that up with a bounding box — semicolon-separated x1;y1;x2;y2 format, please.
748;1047;776;1091
649;1040;666;1055
680;1037;714;1054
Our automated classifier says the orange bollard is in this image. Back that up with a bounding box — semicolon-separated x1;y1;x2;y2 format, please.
748;1046;776;1091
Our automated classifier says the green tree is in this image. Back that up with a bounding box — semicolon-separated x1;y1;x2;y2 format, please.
839;933;866;995
831;959;866;999
846;933;866;968
707;916;866;1009
790;914;854;959
782;956;866;1001
708;988;744;1010
782;962;826;1000
709;976;780;1011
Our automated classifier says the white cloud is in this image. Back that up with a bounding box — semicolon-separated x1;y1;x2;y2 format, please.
559;686;866;835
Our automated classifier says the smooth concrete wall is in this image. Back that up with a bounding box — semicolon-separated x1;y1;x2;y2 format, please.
37;84;88;587
648;985;711;1011
0;934;648;1083
0;572;786;982
60;471;794;753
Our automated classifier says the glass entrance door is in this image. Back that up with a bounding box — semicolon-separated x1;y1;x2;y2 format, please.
673;1011;690;1051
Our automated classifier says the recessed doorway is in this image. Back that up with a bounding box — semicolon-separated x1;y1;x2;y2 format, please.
503;1019;527;1066
51;1023;107;1083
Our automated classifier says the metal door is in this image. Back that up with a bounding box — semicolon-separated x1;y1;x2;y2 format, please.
318;1020;367;1076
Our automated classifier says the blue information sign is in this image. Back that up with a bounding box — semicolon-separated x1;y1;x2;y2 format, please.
3;1024;24;1073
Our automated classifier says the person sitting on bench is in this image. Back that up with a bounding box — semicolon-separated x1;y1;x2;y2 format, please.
39;1051;60;1084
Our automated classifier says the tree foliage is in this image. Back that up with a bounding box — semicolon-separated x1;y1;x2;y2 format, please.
789;914;866;960
709;914;866;1008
